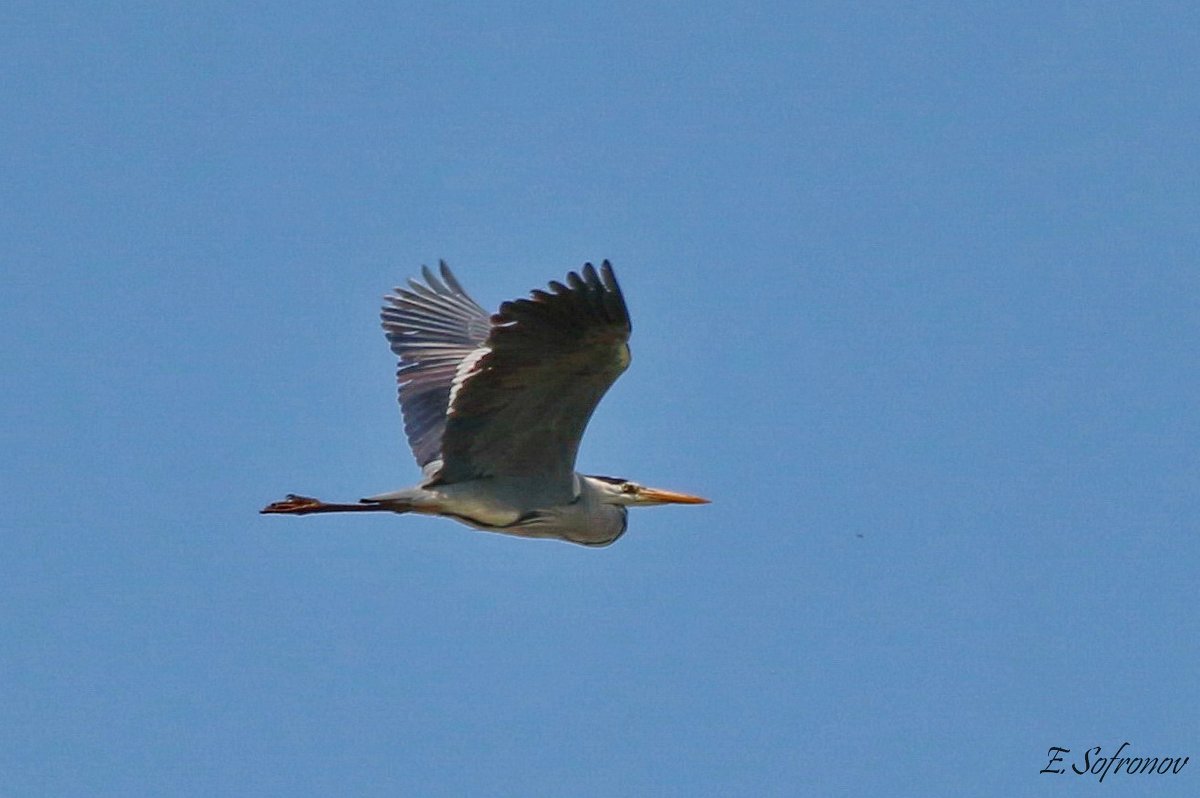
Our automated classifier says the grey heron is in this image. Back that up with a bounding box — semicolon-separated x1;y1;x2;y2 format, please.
261;261;708;546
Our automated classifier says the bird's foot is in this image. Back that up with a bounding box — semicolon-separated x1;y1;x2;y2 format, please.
260;494;324;514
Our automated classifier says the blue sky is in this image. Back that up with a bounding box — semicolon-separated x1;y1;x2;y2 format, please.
3;2;1197;795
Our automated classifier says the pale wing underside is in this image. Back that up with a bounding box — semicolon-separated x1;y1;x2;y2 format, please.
381;262;490;470
435;262;631;485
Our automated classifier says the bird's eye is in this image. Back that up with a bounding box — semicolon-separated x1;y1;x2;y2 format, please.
621;483;638;494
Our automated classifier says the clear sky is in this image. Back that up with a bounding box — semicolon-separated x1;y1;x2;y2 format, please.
3;2;1197;795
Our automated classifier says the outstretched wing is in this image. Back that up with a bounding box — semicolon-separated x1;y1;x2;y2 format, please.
435;261;631;486
381;262;490;470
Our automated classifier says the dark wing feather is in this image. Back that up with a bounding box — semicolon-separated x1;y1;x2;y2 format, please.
435;261;631;485
381;262;490;469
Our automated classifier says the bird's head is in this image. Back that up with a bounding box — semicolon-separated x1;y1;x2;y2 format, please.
586;475;710;507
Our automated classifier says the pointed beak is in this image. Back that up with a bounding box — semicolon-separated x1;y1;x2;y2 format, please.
638;487;711;505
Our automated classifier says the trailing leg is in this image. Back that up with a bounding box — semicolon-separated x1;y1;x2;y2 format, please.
260;494;404;515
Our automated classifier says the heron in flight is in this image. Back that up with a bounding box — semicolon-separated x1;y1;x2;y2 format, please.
262;261;708;546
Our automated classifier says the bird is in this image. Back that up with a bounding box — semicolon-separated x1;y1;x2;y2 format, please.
261;261;708;546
